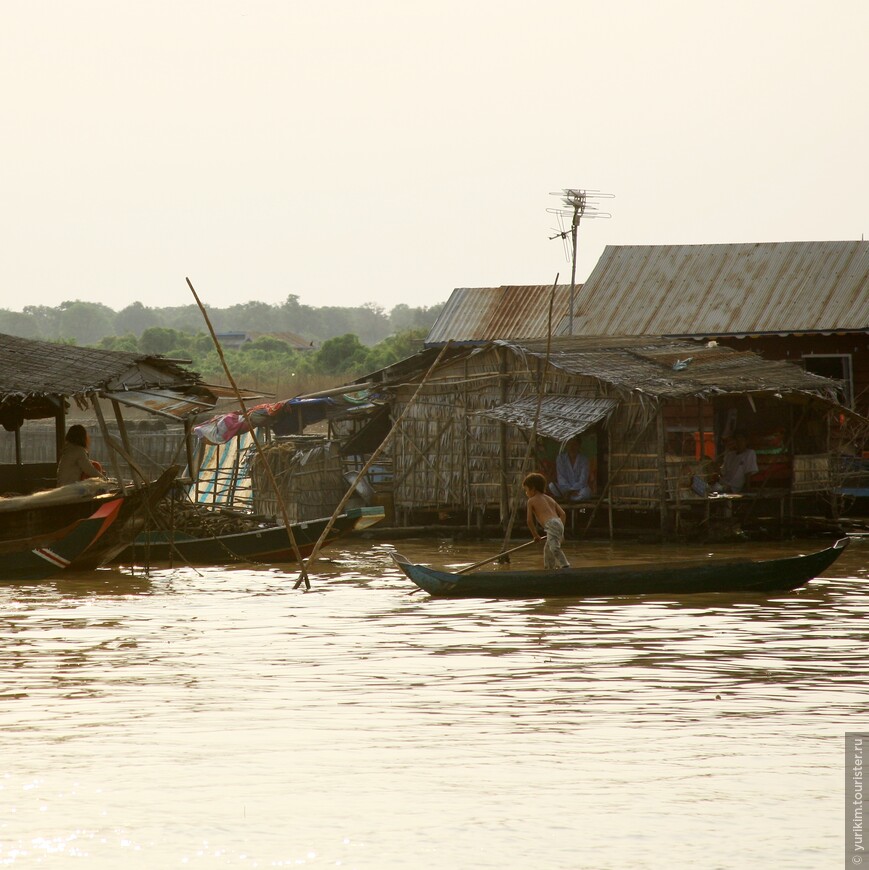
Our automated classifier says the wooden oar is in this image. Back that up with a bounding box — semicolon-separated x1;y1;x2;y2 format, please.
456;539;539;574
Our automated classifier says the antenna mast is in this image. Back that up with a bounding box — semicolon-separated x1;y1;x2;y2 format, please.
548;189;613;334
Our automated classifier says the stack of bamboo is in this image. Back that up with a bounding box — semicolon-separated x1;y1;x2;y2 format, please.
154;499;262;536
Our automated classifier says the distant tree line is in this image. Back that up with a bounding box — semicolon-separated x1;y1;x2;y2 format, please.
0;295;443;348
96;327;428;384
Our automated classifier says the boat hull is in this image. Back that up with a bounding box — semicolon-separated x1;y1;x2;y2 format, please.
392;538;850;598
0;467;180;572
120;506;386;565
0;498;124;583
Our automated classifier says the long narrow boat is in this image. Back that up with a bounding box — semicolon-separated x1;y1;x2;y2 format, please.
119;505;386;565
0;497;124;583
0;466;180;572
391;538;850;598
64;467;180;570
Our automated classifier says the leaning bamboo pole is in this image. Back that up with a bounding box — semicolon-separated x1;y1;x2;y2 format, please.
292;341;454;588
186;277;311;589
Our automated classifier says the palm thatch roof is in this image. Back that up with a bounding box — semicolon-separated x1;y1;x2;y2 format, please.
365;335;843;404
0;333;212;425
507;336;843;400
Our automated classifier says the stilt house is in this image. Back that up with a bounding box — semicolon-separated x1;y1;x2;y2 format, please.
338;335;863;536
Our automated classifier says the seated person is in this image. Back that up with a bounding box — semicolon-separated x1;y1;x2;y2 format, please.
548;437;593;501
56;424;105;487
712;432;758;494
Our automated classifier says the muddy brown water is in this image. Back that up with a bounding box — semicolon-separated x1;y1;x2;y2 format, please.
1;536;867;868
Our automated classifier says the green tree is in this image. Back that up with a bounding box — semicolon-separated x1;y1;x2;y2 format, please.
22;305;62;339
139;327;191;356
313;334;370;375
365;328;427;370
241;336;294;354
117;301;163;336
97;333;140;352
57;301;117;345
0;309;42;339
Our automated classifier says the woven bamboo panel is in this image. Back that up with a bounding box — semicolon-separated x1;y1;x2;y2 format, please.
250;438;346;522
792;453;832;493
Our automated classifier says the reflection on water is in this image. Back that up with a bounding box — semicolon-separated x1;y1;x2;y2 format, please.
0;536;866;868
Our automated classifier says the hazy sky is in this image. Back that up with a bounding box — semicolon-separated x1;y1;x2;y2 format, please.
3;1;867;314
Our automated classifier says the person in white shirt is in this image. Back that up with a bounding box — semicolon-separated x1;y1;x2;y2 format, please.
548;437;592;501
716;432;758;493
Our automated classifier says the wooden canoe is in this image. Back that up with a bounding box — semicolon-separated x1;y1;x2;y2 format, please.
391;537;851;598
0;497;124;583
120;505;386;565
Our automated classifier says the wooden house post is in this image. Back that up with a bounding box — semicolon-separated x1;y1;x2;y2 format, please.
656;406;668;537
498;348;509;525
54;404;66;462
184;418;198;483
787;404;795;519
462;357;472;529
827;408;839;520
111;400;133;460
91;397;126;486
607;425;614;539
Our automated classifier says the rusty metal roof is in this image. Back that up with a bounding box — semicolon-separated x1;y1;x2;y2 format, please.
425;285;573;345
555;241;869;337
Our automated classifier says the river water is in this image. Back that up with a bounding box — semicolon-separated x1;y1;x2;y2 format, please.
1;535;867;869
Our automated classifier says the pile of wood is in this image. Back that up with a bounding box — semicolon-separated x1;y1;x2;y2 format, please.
153;498;264;537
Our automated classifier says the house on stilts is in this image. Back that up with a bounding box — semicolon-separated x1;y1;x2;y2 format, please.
326;334;865;539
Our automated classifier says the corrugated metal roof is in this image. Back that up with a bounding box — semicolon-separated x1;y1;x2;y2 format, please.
480;396;617;442
425;285;573;345
556;241;869;337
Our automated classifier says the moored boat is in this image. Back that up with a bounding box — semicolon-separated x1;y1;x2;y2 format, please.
0;497;124;583
391;538;850;598
119;505;386;565
0;466;180;572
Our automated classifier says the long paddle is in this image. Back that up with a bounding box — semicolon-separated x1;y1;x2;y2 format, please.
456;539;539;574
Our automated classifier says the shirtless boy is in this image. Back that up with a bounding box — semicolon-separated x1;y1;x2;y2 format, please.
523;472;570;569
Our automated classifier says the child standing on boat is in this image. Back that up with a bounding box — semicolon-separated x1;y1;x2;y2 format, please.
523;472;570;569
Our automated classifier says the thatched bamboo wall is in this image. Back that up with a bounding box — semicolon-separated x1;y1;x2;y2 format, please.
250;437;346;522
380;343;842;520
389;348;622;514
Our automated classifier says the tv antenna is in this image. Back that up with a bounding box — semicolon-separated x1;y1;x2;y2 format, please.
548;189;613;334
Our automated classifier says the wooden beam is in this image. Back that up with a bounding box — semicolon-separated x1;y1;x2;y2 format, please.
91;397;127;487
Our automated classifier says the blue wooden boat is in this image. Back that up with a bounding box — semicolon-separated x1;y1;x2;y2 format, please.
391;538;850;598
0;497;124;583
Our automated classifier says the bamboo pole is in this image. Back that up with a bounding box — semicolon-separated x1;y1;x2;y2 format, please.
292;341;454;588
186;277;311;589
498;276;557;556
456;538;539;574
91;397;130;486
